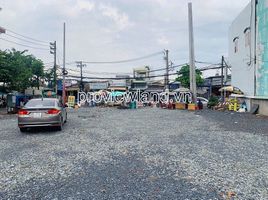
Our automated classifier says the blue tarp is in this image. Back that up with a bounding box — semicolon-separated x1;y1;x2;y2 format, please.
111;91;125;97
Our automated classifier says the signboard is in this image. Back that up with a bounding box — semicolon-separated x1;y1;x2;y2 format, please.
68;96;75;107
110;80;126;87
89;82;108;90
57;80;72;91
57;80;63;91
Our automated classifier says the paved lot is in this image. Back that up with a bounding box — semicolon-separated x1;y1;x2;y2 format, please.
0;107;268;199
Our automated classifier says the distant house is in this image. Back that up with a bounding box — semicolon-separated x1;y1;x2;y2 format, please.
131;66;150;91
108;75;130;92
169;81;180;91
84;81;109;92
146;80;164;93
202;75;231;97
229;0;268;115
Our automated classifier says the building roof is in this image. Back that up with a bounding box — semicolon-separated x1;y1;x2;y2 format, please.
133;66;150;72
132;80;147;83
107;87;127;91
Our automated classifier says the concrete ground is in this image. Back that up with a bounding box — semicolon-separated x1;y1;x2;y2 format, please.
0;107;268;199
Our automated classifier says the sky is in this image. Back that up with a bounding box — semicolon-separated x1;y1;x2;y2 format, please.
0;0;250;78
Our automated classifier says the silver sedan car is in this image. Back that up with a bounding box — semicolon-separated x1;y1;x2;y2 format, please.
18;98;67;132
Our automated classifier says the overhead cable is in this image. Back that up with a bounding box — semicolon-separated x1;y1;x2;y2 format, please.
6;28;49;44
0;38;49;50
80;51;163;64
5;33;49;47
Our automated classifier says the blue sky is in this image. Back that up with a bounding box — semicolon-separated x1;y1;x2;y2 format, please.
0;0;249;77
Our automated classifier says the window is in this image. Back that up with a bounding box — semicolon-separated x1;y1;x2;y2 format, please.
244;27;251;47
233;37;239;53
25;99;55;108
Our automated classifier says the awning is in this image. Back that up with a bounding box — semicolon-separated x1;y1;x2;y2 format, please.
219;86;243;94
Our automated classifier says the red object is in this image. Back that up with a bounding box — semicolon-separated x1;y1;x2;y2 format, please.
18;109;29;115
47;91;52;97
46;109;60;114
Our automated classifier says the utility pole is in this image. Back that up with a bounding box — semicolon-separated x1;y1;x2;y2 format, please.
224;56;228;101
164;49;169;90
221;56;224;102
50;41;57;93
76;61;86;92
62;22;66;105
188;2;197;103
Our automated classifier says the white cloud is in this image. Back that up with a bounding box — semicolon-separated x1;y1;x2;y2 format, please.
0;0;250;76
99;3;132;31
76;0;95;12
63;0;95;17
157;35;169;46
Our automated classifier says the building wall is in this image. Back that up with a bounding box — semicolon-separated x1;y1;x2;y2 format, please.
252;98;268;115
229;2;256;96
256;0;268;96
229;0;268;98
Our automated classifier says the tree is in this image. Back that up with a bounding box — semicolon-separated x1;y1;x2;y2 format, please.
176;64;204;88
0;51;10;91
0;48;45;92
44;68;54;89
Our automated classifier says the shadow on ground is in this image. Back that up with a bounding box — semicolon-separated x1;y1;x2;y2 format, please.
20;127;61;134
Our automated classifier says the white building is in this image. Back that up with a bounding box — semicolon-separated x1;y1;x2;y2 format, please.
229;0;268;115
131;66;150;91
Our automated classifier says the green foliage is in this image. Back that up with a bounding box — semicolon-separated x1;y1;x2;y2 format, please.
0;49;45;92
175;65;204;88
207;96;219;108
44;69;54;88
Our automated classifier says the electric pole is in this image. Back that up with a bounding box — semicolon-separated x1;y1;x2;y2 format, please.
76;61;86;92
223;57;228;101
50;41;57;93
62;22;66;105
164;49;169;90
221;56;224;102
188;2;197;103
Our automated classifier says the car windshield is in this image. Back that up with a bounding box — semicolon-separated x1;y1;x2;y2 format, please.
25;99;55;108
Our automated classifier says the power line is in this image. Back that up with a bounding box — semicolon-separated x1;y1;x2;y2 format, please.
80;51;163;64
197;64;222;71
58;66;132;76
66;72;179;80
149;63;188;73
49;59;223;78
0;38;49;50
195;60;221;65
5;33;49;47
63;63;225;81
51;50;167;67
60;63;174;75
5;28;48;44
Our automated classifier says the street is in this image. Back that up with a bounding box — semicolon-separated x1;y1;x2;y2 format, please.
0;108;268;199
